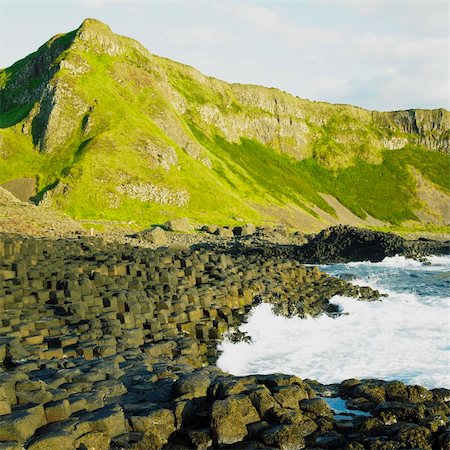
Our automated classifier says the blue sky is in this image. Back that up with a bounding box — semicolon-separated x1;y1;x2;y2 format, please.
0;0;448;111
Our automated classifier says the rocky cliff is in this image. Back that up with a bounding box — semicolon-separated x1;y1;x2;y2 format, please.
1;19;449;230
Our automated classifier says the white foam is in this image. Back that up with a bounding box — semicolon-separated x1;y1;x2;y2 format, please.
217;291;450;389
426;254;450;268
345;254;450;271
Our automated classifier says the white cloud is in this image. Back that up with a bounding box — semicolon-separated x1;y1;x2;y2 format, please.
345;1;448;36
307;76;351;101
374;70;449;110
220;4;282;33
219;3;341;48
82;0;133;6
344;33;448;63
163;26;236;47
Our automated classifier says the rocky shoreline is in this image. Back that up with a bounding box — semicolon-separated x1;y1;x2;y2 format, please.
0;227;449;449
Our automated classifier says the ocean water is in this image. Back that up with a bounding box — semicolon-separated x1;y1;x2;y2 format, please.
217;255;450;389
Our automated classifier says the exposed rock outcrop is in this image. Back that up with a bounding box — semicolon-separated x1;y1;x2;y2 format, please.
297;225;449;263
385;109;450;153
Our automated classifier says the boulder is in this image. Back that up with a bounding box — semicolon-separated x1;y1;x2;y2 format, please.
299;398;334;418
261;424;306;450
84;404;126;438
233;224;256;236
44;399;71;423
110;432;156;449
248;386;278;419
201;225;218;234
184;428;213;450
314;431;347;449
396;423;432;449
295;225;447;263
374;401;426;422
0;404;46;442
214;227;234;238
130;408;175;447
140;227;167;246
210;395;260;445
172;369;212;399
351;381;386;404
273;385;310;409
164;218;193;232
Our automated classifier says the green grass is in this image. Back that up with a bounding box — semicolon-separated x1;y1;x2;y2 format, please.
187;122;449;225
1;18;449;230
0;103;34;128
370;224;450;235
188;123;335;218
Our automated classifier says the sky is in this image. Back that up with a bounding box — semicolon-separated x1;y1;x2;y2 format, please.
0;0;448;112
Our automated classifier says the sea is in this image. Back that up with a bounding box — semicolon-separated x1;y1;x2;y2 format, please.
217;255;450;389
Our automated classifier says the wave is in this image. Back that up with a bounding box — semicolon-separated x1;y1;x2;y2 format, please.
217;259;450;389
345;254;450;271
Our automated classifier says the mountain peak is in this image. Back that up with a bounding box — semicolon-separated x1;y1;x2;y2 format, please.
73;18;122;56
76;18;113;37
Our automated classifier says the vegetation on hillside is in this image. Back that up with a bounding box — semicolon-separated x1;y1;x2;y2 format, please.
0;19;448;230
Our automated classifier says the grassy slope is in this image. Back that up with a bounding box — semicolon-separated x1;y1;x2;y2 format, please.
0;20;449;229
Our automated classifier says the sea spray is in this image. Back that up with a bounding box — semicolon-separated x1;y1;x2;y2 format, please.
217;255;450;388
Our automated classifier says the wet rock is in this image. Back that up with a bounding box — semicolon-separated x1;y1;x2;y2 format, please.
375;401;426;422
395;423;432;449
314;431;347;449
431;387;450;402
406;385;434;403
352;381;386;404
299;398;334;418
110;431;144;449
0;232;448;449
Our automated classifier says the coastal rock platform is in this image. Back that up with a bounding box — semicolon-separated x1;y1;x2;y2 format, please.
0;231;448;449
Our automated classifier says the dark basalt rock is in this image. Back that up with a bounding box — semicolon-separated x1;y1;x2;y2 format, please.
0;231;448;449
296;225;449;263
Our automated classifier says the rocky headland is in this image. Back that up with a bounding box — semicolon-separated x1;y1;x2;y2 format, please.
0;227;449;449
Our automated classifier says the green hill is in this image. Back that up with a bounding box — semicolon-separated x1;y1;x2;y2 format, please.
1;18;449;231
